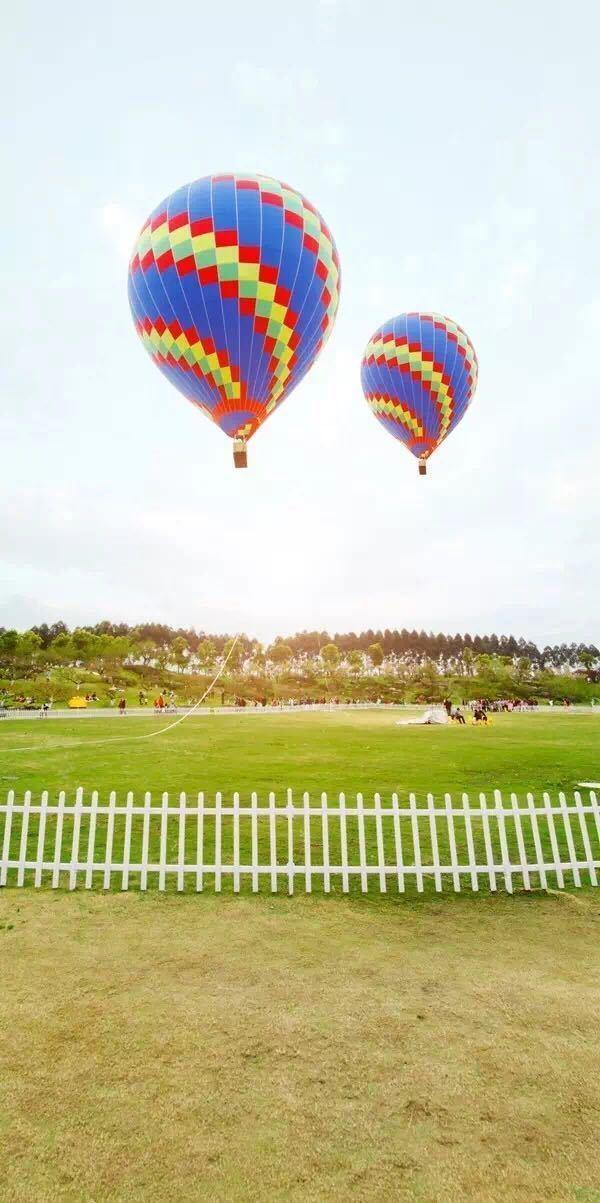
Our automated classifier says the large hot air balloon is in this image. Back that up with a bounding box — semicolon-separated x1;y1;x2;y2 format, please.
128;173;340;467
360;313;478;474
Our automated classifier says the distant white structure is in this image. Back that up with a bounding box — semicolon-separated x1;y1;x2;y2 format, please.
396;708;448;726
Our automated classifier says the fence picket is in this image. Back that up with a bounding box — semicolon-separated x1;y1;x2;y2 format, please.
574;791;597;886
69;787;84;891
321;792;330;893
558;791;581;887
287;789;294;896
589;791;600;859
445;793;460;892
233;792;240;894
51;791;66;889
251;791;259;893
268;791;277;893
543;791;564;888
494;789;512;894
141;791;151;891
462;793;478;891
510;790;530;890
121;791;134;891
357;792;368;893
427;793;441;893
391;792;404;893
103;791;116;891
35;791;49;888
159;792;169;892
374;793;386;893
527;791;547;890
1;791;15;887
85;790;98;889
339;792;349;893
479;793;496;892
17;790;31;888
303;791;312;894
177;792;187;893
214;792;222;893
196;792;204;893
409;793;423;893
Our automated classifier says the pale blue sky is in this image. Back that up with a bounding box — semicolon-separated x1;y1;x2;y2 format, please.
1;0;599;643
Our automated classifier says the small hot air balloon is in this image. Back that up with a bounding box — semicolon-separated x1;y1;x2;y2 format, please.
128;173;341;467
360;312;478;474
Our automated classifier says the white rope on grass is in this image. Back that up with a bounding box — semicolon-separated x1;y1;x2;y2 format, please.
0;635;240;756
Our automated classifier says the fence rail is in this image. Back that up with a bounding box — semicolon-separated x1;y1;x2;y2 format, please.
1;789;599;895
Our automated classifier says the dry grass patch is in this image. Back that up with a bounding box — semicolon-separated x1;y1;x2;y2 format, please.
1;891;600;1202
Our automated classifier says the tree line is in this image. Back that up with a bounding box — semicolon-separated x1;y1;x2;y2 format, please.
0;620;598;675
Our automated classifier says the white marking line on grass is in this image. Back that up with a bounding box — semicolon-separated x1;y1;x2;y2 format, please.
578;782;600;788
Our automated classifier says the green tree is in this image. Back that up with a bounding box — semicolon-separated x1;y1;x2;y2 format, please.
347;649;363;675
250;645;266;671
461;647;475;676
70;628;95;662
516;657;531;682
367;642;384;669
0;630;20;665
171;636;189;673
197;639;216;668
223;638;243;670
17;630;42;660
321;643;341;670
48;632;73;662
132;639;158;666
155;644;171;673
579;650;597;672
268;643;293;667
95;635;131;675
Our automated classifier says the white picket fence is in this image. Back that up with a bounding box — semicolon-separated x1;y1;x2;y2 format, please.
1;788;600;895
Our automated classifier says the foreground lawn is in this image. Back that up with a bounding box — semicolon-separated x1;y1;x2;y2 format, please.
1;890;599;1202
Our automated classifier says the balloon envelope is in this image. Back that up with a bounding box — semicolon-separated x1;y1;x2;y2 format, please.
360;312;478;463
128;173;340;446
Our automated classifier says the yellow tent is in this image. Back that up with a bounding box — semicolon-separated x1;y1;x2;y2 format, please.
68;696;87;709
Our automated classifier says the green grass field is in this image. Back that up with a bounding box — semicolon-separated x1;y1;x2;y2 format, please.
1;708;598;796
1;710;598;898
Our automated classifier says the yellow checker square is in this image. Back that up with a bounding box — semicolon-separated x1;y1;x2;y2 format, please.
151;221;169;243
238;262;260;282
170;225;192;247
192;233;215;253
257;282;276;302
277;325;293;346
215;246;238;265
